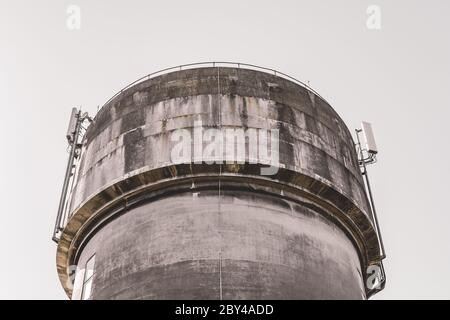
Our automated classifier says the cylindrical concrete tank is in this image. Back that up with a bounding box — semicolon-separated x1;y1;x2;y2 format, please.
56;65;383;300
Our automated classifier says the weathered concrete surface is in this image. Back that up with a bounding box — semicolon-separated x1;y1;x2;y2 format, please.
69;68;368;214
78;189;365;299
56;67;382;299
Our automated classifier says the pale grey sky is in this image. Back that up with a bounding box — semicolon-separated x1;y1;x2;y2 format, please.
0;0;449;299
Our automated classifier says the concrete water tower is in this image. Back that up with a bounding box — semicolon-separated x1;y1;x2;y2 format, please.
53;63;385;300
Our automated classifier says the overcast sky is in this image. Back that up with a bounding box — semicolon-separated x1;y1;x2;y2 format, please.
0;0;449;299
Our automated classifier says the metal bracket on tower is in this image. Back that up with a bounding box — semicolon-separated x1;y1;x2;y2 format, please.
52;108;92;243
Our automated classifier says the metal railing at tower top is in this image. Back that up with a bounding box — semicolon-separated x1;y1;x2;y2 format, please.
97;62;330;116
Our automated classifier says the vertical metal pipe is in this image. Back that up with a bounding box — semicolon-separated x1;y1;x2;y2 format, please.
356;129;386;259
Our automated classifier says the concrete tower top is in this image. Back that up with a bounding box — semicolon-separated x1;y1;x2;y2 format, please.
56;64;384;298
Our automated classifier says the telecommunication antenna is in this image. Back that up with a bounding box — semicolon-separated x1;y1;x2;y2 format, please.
355;121;386;292
52;108;92;242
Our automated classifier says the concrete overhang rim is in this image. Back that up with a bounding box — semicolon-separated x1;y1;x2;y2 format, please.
56;165;380;298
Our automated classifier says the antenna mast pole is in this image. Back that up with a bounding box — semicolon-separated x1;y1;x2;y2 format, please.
52;109;83;243
356;129;386;259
